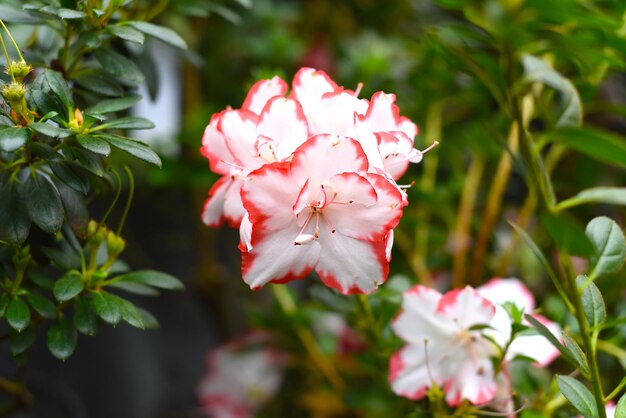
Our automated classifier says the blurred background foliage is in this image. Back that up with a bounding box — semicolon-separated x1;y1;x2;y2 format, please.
1;0;626;417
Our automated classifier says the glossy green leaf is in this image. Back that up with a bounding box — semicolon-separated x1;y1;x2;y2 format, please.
136;307;159;329
0;4;44;24
7;299;31;332
70;147;105;177
0;182;31;245
113;270;183;290
25;174;65;234
551;128;626;169
94;48;145;83
540;212;594;256
43;69;73;109
0;126;30;152
119;299;146;329
556;375;597;418
57;8;86;19
96;134;161;166
576;275;606;327
92;291;123;325
525;314;576;368
27;293;57;319
108;281;159;296
53;272;84;302
0;294;10;318
85;94;141;114
9;325;36;356
75;74;124;97
556;187;626;211
47;318;77;360
586;216;626;278
76;134;111;155
29;270;54;290
50;161;90;194
616;392;626;418
28;122;72;138
522;55;582;127
107;25;144;44
561;332;590;376
57;183;89;237
29;142;62;161
92;116;155;131
73;297;98;336
127;21;188;49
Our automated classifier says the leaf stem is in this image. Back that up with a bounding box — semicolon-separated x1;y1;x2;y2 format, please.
116;166;134;236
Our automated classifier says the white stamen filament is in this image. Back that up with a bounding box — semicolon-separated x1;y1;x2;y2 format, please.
353;82;364;97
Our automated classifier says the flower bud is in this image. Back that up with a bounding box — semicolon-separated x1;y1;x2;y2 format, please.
5;60;32;80
106;233;126;256
2;82;26;102
86;220;99;237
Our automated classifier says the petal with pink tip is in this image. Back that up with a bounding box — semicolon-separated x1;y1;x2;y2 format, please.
241;221;321;290
241;162;301;231
392;285;456;346
256;97;309;161
365;92;403;132
312;90;368;136
377;132;415;180
219;109;262;168
477;278;536;312
202;176;245;228
290;135;370;183
389;344;433;401
201;112;233;175
325;173;404;241
437;286;496;329
242;76;289;115
315;224;389;294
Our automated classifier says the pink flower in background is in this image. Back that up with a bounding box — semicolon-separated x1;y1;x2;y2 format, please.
313;312;365;356
197;333;285;418
477;278;561;366
239;134;405;294
389;286;499;406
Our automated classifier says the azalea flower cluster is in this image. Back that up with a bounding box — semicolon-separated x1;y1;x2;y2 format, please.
200;68;432;294
390;278;561;412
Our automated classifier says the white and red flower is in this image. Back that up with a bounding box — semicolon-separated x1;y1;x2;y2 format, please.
239;134;406;294
197;333;285;418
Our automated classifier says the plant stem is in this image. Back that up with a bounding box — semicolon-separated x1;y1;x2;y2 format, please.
271;285;346;392
452;154;485;288
355;294;382;343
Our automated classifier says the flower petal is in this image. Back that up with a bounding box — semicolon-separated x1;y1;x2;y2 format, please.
437;286;496;329
241;221;321;290
290;134;370;183
202;176;245;228
201;112;234;175
256;97;309;161
389;344;432;401
315;225;389;294
291;68;339;121
508;314;561;366
242;76;289;115
219;109;262;168
477;278;536;312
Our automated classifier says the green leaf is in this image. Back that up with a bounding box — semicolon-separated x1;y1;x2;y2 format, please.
107;25;144;44
92;116;154;131
136;307;159;329
57;183;88;236
29;142;62;161
25;174;65;234
75;74;124;97
127;21;187;49
47;318;77;360
576;276;606;328
96;134;161;167
50;161;90;194
108;281;159;296
43;69;73;109
9;325;36;356
586;216;626;278
525;314;577;368
73;296;98;336
119;299;146;329
556;187;626;211
561;332;590;376
0;182;31;245
7;299;31;332
91;291;123;325
85;94;141;114
522;55;582;128
69;147;105;177
616;392;626;418
551;128;626;169
94;48;145;83
29;270;54;290
57;8;87;19
76;134;111;155
556;375;597;418
28;122;72;138
540;212;594;257
27;293;57;319
0;294;10;318
113;270;183;290
0;4;45;24
53;272;84;302
0;126;30;152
